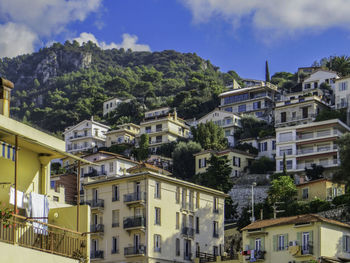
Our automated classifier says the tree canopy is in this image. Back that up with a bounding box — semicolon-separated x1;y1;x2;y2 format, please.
191;122;228;150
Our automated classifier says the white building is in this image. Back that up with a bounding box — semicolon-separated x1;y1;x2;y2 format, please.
334;76;350;109
302;69;339;92
64;117;110;154
195;108;241;146
218;82;279;123
275;119;350;177
239;136;276;159
103;97;124;116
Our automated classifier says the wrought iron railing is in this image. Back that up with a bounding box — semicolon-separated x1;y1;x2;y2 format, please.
91;250;104;259
124;245;146;256
123;216;146;229
123;192;146;203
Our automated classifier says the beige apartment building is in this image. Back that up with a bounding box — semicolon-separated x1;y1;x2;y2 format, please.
139;107;190;152
106;123;140;146
194;149;256;177
334;76;350;109
218;82;278;123
275;119;350;177
83;169;227;262
275;95;329;128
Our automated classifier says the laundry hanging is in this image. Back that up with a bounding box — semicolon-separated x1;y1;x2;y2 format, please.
30;192;49;234
9;187;24;208
0;141;16;161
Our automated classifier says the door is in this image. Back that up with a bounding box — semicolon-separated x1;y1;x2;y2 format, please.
302;232;309;251
93;188;98;201
184;239;191;259
135;182;141;199
302;107;308;119
134;234;140;251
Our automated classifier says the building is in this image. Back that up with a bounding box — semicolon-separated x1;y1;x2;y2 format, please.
334;76;350;109
297;66;322;83
146;154;173;172
139;108;190;152
82;169;227;262
274;95;329;128
218;82;279;123
241;78;264;87
239;136;276;159
275;119;350;176
0;78;91;263
64;117;110;154
196;108;241;146
49;172;78;205
302;69;339;92
103;97;124;116
194;149;256;177
106;123;140;147
241;214;350;263
296;178;345;202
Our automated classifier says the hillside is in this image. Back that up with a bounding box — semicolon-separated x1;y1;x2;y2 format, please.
0;40;241;133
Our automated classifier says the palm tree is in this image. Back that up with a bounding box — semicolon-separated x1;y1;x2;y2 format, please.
327;56;350;76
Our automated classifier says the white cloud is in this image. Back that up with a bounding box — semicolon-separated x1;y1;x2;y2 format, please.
0;0;102;57
181;0;350;33
0;22;38;57
74;32;151;52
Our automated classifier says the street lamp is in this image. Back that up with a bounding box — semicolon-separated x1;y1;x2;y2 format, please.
251;182;257;222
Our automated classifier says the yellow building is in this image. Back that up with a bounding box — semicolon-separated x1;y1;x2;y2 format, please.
296;178;345;202
83;168;227;262
106;123;140;146
194;149;256;177
242;214;350;263
139;107;190;152
0;78;92;263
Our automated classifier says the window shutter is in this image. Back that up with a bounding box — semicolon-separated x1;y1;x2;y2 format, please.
273;235;277;251
238;158;241;167
297;232;302;246
198;159;201;168
261;237;265;251
249;238;254;250
284;234;289;250
343;236;347;252
309;230;313;245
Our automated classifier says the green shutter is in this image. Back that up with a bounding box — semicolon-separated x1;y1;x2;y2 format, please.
249;238;254;250
284;234;289;250
273;235;277;251
261;237;265;251
343;236;347;252
309;230;313;244
297;232;302;246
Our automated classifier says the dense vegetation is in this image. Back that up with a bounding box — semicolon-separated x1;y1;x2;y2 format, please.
0;40;241;133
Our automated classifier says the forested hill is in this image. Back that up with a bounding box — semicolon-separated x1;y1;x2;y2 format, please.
0;40;241;133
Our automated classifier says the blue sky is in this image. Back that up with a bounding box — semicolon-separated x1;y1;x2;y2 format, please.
1;0;350;79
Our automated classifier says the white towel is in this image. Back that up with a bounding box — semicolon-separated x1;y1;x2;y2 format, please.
9;187;24;209
30;192;49;234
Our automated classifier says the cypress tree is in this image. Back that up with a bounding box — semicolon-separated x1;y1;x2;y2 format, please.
265;60;270;82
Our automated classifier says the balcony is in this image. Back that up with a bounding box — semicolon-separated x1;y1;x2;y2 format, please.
297;145;337;155
83;169;107;178
0;214;88;261
124;245;146;257
296;129;337;141
90;224;104;233
182;227;194;238
123;216;146;230
111;249;119;254
123;192;146;206
112;222;119;227
81;199;104;210
296;159;339;170
184;253;193;261
294;244;313;256
91;250;104;259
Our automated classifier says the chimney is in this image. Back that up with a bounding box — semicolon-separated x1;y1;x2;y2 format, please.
0;78;14;117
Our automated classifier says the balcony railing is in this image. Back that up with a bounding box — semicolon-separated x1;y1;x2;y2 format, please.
111;249;119;254
0;214;87;260
184;253;193;261
296;159;339;170
80;199;104;208
123;192;146;203
297;145;337;155
213;232;219;238
123;216;146;229
112;222;119;227
90;224;104;233
182;227;194;238
124;245;146;256
91;250;104;259
297;130;337;141
83;170;107;178
301;244;313;255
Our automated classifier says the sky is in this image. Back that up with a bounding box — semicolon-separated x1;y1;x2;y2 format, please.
1;0;350;79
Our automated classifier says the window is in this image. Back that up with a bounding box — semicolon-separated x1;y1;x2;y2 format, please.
255;111;263;117
101;165;105;174
302;232;310;253
279;132;292;142
156;124;162;132
196;192;200;208
156;135;162;143
155;207;161;225
302;107;309;119
279;160;293;170
176;212;180;229
84;130;88;136
255;238;261;251
278;235;285;250
258;142;268;152
176;238;180;256
112;236;119;254
93;188;98;201
213;246;219;256
155;181;161;199
182;189;187;209
176;187;180;203
213;197;219;213
272;140;276;150
112;185;119;201
238;104;246;112
253;101;261;110
53;196;59;202
223;93;249;105
279;147;292;156
50;180;56;189
146;126;151;133
112;210;119;227
233;156;241;167
292;112;296;119
189;191;194;210
281;112;286;123
305;83;311;89
302;188;309;199
225;130;230;137
198;158;206;168
343;235;350;252
196;217;200;234
154;234;161;252
109;162;114;173
213;221;219;238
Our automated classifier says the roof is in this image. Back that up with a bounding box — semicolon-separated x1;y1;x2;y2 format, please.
193;148;256;158
219;83;278;98
81;151;139;165
84;171;229;198
241;214;350;231
197;108;241;123
63;119;110;134
303;69;339;82
127;162;172;175
296;178;343;187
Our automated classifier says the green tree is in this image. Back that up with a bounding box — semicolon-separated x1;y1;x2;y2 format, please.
315;109;346;123
172;141;202;181
268;176;297;204
195;154;233;193
191;122;228;150
134;134;149;161
283;153;287;176
249;156;275;174
305;164;324;181
327;55;350;76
